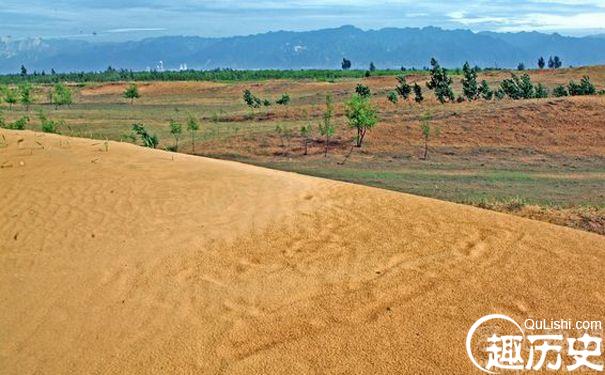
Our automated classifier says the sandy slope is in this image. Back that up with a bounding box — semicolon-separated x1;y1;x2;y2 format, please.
1;130;603;374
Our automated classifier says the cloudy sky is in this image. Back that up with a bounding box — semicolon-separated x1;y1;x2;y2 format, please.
1;0;605;41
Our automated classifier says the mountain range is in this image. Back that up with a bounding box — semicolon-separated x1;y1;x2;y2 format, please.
2;26;605;74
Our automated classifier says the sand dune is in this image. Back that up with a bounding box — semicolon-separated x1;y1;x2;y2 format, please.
1;130;603;374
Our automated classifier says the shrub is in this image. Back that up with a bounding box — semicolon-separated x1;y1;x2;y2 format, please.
123;83;140;104
534;83;549;98
553;85;568;97
276;93;291;105
479;80;493;100
568;76;596;96
387;91;398;104
39;113;63;134
0;115;29;130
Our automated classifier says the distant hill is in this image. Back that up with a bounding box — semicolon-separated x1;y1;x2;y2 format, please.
2;26;605;74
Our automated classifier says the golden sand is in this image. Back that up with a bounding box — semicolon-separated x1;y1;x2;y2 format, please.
1;130;603;373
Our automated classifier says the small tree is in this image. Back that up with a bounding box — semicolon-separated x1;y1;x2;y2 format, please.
186;115;200;153
355;84;371;98
387;91;398;104
19;83;33;110
124;83;140;104
479;80;493;100
538;57;545;69
4;87;18;110
413;83;424;103
132;123;159;148
52;83;72;109
169;119;183;151
461;62;480;101
427;58;455;103
419;112;439;160
276;93;291;105
341;58;352;70
318;94;335;157
345;94;378;147
395;75;412;100
300;123;312;156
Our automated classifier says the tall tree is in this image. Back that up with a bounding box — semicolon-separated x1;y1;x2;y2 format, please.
538;57;546;69
341;58;352;70
20;65;27;77
369;62;376;72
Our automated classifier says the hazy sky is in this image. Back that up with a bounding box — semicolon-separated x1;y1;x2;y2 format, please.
2;0;605;41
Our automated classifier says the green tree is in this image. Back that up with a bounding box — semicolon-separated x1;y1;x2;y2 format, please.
426;58;455;103
461;62;480;101
419;112;439;160
413;83;424;103
4;87;18;110
387;91;398;104
318;94;335;157
538;57;545;69
52;83;73;109
123;83;140;104
355;84;371;98
19;83;33;110
395;75;412;100
186;115;200;153
345;94;378;147
169;119;183;151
